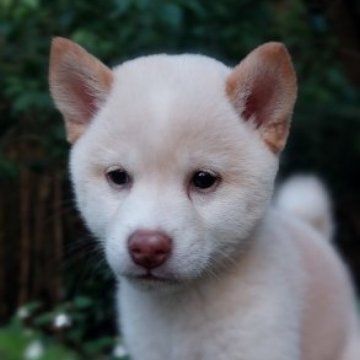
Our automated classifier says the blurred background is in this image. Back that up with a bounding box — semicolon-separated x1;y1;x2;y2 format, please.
0;0;359;359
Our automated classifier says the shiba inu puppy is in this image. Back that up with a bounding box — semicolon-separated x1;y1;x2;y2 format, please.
49;37;360;360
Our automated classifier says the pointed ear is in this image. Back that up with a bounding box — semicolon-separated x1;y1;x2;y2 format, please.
226;42;297;153
49;37;113;143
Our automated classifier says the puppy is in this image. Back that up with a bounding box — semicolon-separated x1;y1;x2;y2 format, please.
49;37;360;360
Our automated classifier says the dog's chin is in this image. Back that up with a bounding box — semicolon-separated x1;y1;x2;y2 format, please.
119;265;213;292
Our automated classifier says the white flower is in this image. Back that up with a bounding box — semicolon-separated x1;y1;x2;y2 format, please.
24;340;44;359
53;313;72;329
17;306;29;319
113;343;128;358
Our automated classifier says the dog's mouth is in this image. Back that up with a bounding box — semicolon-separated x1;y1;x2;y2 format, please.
126;272;180;286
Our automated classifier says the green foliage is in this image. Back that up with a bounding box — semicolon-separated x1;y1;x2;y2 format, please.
0;299;129;360
1;0;357;122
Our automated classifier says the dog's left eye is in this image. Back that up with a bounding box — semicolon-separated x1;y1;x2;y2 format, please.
106;168;131;187
191;170;219;190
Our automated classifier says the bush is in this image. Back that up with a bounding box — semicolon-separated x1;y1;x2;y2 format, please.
0;299;129;360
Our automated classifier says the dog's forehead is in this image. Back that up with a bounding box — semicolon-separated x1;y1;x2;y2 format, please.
113;53;230;88
106;53;231;123
96;56;239;143
79;54;257;172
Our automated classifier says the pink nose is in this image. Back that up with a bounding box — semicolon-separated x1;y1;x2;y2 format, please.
128;230;172;270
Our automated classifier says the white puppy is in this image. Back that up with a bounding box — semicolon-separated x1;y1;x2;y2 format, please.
49;38;360;360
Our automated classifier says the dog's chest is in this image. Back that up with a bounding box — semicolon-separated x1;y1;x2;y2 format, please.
116;270;292;360
117;281;250;360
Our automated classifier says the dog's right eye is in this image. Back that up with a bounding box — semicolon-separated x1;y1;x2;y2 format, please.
190;170;220;191
106;168;131;187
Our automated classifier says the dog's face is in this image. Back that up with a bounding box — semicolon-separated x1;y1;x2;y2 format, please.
49;39;296;286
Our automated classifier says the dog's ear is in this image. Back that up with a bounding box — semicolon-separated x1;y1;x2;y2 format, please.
226;42;297;153
49;37;113;143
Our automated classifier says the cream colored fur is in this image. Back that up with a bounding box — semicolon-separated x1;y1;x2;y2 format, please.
49;38;360;360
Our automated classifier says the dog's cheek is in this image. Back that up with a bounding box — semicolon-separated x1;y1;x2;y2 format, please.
77;187;133;277
82;190;116;238
195;184;270;260
167;222;212;279
104;229;131;276
70;155;121;242
102;204;147;276
205;191;250;239
75;184;117;239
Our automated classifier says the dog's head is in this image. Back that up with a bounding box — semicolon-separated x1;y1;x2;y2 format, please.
49;38;296;287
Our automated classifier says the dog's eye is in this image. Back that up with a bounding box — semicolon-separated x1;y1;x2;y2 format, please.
191;171;219;190
106;168;131;187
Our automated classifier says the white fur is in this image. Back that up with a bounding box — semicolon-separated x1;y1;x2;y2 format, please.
66;53;359;360
274;175;334;239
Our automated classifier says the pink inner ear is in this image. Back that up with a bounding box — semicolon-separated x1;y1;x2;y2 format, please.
242;75;277;128
70;74;97;123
